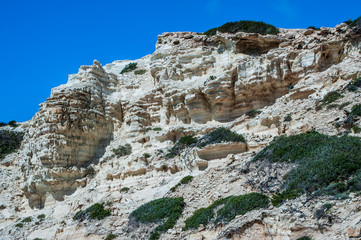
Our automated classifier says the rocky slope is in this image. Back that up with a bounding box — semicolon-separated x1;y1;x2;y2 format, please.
0;22;361;240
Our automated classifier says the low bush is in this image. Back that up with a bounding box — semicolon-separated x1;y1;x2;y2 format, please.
199;127;245;147
183;193;269;230
37;214;45;220
170;175;193;192
297;237;312;240
105;233;117;240
15;223;23;228
245;109;262;118
22;217;32;223
143;153;151;159
307;26;320;30
0;130;24;160
130;197;185;240
351;104;361;116
204;20;279;37
134;69;146;75
353;125;361;133
153;127;162;131
166;135;198;158
86;166;96;177
322;91;343;105
284;114;292;122
120;62;137;74
347;77;361;92
120;187;130;193
112;144;132;157
166;128;245;158
344;16;361;27
314;203;332;219
73;203;111;221
254;131;361;205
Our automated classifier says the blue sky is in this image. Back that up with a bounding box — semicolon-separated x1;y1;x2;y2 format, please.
0;0;360;122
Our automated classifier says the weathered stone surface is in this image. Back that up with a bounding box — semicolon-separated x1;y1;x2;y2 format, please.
1;25;361;240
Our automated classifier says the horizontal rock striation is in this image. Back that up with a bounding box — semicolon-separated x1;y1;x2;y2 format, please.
20;24;361;208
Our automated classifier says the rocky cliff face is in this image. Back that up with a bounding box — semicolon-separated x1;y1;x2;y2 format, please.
1;23;361;240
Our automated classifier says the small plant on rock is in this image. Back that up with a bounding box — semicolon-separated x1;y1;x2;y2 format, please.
130;197;185;240
22;217;32;223
112;144;132;157
120;187;130;193
166;135;198;158
134;69;146;75
170;175;193;192
199;127;245;147
351;104;361;116
245;109;262;118
73;203;111;221
120;62;137;74
284;114;292;122
105;233;117;240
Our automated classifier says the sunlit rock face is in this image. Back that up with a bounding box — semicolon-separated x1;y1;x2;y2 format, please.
19;23;361;209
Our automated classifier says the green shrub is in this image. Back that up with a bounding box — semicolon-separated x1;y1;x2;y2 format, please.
166;128;245;158
73;203;110;221
134;69;146;75
22;217;32;223
204;20;279;37
344;16;361;27
15;223;23;228
34;238;43;240
209;75;216;80
120;62;137;74
199;127;245;148
351;104;361;116
254;131;361;203
307;26;320;30
105;233;117;240
166;135;198;158
0;205;6;210
0;130;24;160
86;166;96;177
271;190;300;207
347;77;361;92
170;175;193;192
338;101;351;110
120;187;130;193
215;193;269;223
322;91;343;105
143;153;151;159
183;197;229;230
183;193;268;230
37;214;45;220
130;197;185;240
284;114;292;122
8;120;18;128
314;203;332;219
297;237;312;240
245;109;262;118
353;125;361;133
153;127;162;131
112;144;132;157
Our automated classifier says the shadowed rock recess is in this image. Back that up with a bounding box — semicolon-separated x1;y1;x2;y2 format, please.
1;21;361;240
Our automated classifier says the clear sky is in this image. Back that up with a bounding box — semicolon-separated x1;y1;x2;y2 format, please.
0;0;360;122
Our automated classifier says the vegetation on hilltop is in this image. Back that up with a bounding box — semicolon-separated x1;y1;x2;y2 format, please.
345;15;361;27
204;20;279;37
